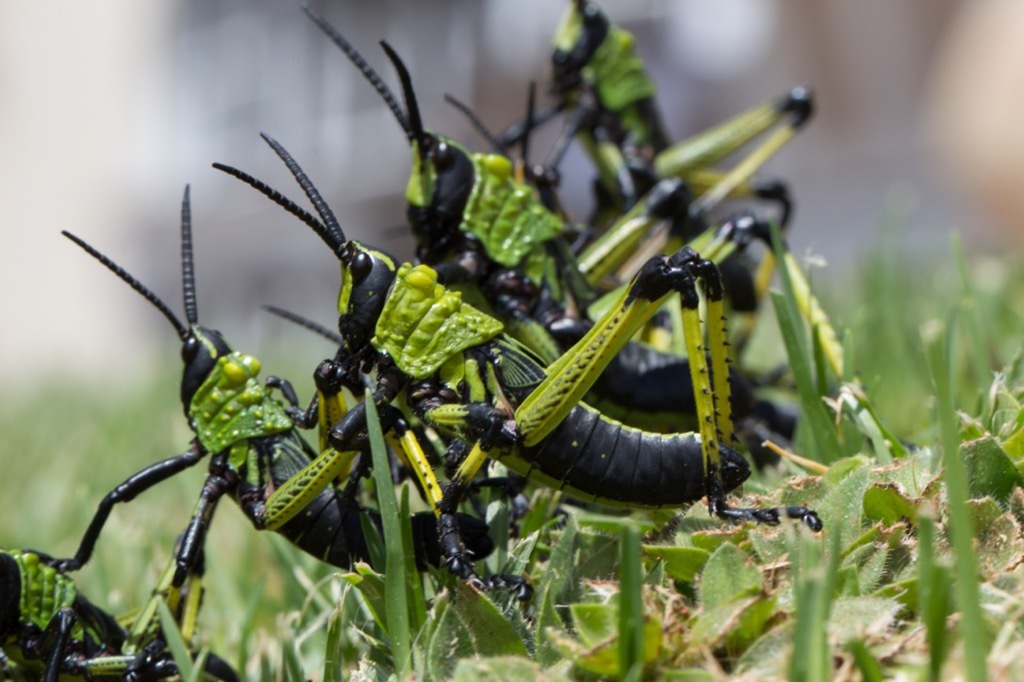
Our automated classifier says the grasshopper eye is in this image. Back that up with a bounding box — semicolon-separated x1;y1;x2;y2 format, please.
433;141;455;171
182;336;199;363
351;251;373;283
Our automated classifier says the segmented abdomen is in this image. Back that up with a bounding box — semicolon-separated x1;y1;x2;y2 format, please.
510;403;749;508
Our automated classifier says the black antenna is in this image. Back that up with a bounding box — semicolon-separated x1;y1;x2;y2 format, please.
62;230;189;340
521;81;537;168
258;132;347;250
263;305;342;345
444;94;504;153
379;41;426;147
301;3;413;140
180;185;199;327
211;162;338;252
544;104;587;173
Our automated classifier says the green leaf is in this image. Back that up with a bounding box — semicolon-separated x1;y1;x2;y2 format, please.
341;565;387;631
452;656;557;682
426;584;528;680
700;542;762;610
643;545;711;583
963;436;1023;505
571;602;618;646
969;501;1024;575
555;606;662;677
827;597;901;641
863;483;918;524
690;595;777;655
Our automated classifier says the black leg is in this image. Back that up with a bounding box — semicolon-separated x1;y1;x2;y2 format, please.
53;443;205;572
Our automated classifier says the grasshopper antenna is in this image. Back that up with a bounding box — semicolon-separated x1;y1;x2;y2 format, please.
379;41;426;148
259;132;347;251
443;93;504;154
62;229;189;341
302;4;413;141
211;162;337;252
180;185;199;327
263;305;343;345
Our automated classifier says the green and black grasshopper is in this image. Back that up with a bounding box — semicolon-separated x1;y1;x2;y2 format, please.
503;0;809;235
215;131;822;593
297;12;800;452
51;186;492;588
0;547;237;682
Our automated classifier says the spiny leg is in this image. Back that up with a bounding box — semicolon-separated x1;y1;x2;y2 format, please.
702;214;844;378
654;86;812;181
578;87;812;285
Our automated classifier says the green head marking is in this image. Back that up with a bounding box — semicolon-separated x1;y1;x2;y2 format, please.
553;1;584;52
405;139;436;210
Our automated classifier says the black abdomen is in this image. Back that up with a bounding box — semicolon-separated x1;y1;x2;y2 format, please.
514;403;750;507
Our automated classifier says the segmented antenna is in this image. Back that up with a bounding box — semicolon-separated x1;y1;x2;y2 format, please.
180;185;199;326
263;305;342;345
301;3;413;140
211;162;337;250
258;132;347;250
379;41;426;147
62;230;189;340
444;94;504;153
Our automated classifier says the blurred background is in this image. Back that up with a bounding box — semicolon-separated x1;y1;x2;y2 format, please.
1;0;1010;388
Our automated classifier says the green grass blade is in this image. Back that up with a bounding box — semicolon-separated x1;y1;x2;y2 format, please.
952;235;994;392
154;598;196;682
398;484;427;633
916;505;950;681
846;639;883;682
927;316;988;681
365;391;412;676
770;289;841;462
619;523;644;681
789;531;839;682
323;605;345;682
280;628;306;682
770;226;842;462
360;510;387;572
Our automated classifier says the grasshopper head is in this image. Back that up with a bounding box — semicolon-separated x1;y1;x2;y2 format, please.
552;0;609;94
405;132;476;262
180;326;234;409
336;241;397;351
63;186;238;417
301;10;475;262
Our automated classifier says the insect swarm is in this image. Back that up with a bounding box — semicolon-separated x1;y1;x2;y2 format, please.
7;1;1017;679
